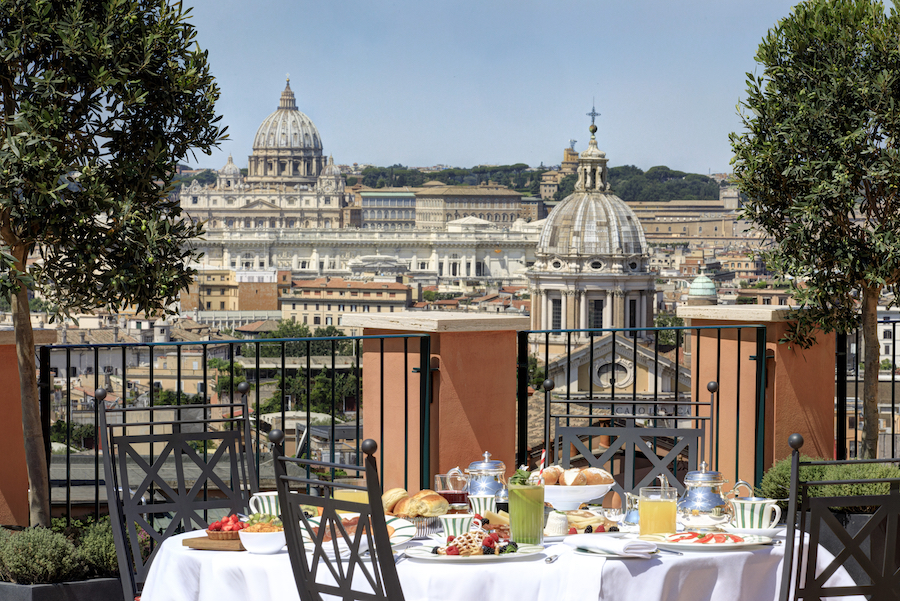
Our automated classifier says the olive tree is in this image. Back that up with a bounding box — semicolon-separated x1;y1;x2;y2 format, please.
731;0;900;458
0;0;224;525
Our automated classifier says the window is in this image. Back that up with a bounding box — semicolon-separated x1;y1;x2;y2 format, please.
219;302;224;309
551;299;561;330
325;317;332;325
628;299;637;331
314;316;321;325
590;299;604;329
885;330;893;340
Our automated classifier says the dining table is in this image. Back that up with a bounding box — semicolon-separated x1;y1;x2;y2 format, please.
141;530;863;601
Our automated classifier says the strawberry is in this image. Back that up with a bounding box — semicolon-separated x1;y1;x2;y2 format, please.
447;535;455;543
568;527;577;535
209;521;221;531
446;546;460;556
222;524;233;532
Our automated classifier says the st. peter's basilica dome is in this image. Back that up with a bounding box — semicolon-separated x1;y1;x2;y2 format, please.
253;79;322;151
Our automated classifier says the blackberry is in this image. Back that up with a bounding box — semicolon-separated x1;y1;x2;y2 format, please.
506;541;519;551
481;546;495;555
431;546;440;555
585;525;593;533
608;526;619;532
303;511;313;518
481;518;490;526
499;544;515;554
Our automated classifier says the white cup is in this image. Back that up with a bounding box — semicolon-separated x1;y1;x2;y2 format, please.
249;491;281;517
468;494;497;516
730;497;781;529
439;513;482;537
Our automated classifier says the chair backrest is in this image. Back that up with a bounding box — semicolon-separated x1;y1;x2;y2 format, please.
779;433;900;601
556;424;700;504
99;388;258;601
270;429;404;601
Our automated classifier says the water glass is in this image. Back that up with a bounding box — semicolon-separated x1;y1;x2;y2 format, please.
638;486;677;536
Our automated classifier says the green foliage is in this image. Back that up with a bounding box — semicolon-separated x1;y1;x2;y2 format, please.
73;520;118;579
241;321;354;358
207;357;247;394
880;359;894;371
607;165;719;202
0;527;78;584
153;389;204;406
553;174;577;201
187;439;218;453
263;370;359;416
758;455;900;514
527;354;545;390
730;0;900;457
360;163;537;189
49;420;95;448
170;169;217;192
654;313;685;345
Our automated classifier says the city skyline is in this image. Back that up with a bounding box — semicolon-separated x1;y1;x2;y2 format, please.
185;0;797;175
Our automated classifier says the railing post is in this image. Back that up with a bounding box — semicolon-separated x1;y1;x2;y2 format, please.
39;345;51;497
516;331;529;468
754;325;767;488
835;332;848;460
419;335;432;492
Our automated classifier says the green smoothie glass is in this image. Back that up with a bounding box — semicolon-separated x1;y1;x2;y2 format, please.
509;483;544;545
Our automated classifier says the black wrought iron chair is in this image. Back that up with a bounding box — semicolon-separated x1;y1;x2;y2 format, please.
99;385;258;601
779;433;900;600
269;429;404;601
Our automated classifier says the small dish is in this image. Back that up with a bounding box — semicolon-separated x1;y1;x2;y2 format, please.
238;530;286;554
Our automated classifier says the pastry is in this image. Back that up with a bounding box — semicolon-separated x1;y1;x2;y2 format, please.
542;465;564;485
565;510;611;532
436;531;484;556
410;493;449;517
412;489;438;500
382;488;407;513
560;468;587;486
581;467;614;485
392;496;413;516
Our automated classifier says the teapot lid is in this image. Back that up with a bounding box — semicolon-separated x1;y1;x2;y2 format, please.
684;461;726;484
466;451;506;473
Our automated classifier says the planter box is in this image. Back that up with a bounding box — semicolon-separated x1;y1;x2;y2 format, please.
0;578;123;601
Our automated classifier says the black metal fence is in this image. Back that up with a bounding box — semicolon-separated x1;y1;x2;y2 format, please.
38;333;431;525
517;324;769;490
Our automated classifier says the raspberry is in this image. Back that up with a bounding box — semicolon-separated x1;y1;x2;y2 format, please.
568;527;577;535
482;536;495;547
447;535;455;543
446;546;460;556
481;546;495;555
596;524;605;533
490;532;500;542
585;525;593;533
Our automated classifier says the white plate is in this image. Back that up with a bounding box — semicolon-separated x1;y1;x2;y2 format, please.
573;548;658;559
303;514;416;548
405;544;545;562
722;525;786;538
657;533;772;551
544;531;626;543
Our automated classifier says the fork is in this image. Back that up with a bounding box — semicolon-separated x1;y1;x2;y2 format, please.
394;552;407;564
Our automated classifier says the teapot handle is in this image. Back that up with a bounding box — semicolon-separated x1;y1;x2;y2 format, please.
728;480;754;499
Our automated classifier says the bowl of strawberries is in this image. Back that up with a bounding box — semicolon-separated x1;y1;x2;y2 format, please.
207;513;247;540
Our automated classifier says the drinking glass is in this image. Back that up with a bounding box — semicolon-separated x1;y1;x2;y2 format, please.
435;473;469;506
509;483;544;545
638;486;677;536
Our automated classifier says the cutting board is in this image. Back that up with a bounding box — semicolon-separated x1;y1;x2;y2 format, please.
182;535;245;551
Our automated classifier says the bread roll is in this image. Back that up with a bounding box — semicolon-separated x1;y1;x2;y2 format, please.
412;489;437;500
411;493;449;517
560;468;587;486
382;488;407;513
392;496;413;517
542;465;564;485
581;467;614;485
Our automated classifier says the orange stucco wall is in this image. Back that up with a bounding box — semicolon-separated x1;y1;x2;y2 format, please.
361;328;518;494
0;341;29;526
690;318;835;487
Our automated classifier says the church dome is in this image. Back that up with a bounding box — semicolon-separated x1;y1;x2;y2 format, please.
321;156;341;177
253;80;322;151
537;126;646;258
219;154;241;176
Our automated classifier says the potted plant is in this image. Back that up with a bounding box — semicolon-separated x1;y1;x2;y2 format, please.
757;457;900;586
0;519;122;601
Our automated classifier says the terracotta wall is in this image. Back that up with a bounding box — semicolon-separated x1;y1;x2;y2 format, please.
238;281;278;311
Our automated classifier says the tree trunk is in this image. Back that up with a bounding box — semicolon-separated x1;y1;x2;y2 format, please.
861;285;881;459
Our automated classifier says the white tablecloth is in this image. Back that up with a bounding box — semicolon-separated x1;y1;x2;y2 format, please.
141;532;862;601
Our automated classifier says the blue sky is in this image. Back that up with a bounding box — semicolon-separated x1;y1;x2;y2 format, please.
184;0;798;175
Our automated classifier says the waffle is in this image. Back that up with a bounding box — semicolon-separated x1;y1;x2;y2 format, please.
437;531;484;556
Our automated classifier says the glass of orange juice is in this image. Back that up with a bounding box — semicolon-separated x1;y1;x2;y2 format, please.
638;486;677;535
333;481;369;513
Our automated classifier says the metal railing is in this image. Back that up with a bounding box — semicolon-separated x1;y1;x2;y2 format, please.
517;324;768;488
38;333;431;525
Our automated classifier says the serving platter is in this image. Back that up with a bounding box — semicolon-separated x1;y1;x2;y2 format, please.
405;544;545;562
656;532;772;551
303;514;416;548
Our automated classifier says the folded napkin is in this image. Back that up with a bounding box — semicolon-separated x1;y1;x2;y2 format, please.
563;534;657;559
